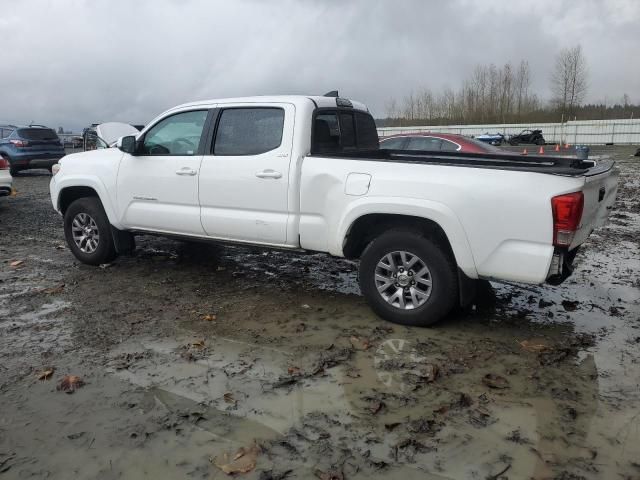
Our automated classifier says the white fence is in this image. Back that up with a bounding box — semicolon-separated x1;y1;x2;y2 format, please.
377;118;640;145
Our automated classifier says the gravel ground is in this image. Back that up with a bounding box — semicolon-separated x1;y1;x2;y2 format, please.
0;146;639;479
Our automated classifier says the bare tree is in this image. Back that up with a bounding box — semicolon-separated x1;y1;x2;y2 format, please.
514;60;531;116
551;45;588;116
384;98;398;119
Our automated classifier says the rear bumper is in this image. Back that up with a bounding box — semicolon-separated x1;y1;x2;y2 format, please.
546;247;580;285
9;152;64;169
0;186;12;196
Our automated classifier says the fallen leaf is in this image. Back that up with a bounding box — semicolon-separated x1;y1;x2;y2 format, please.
370;400;385;415
37;368;55;380
212;442;260;475
287;366;301;376
482;373;510;389
350;336;371;351
9;260;23;267
518;339;549;353
55;244;66;250
202;314;217;322
190;339;205;349
57;375;85;393
223;392;236;404
43;284;65;295
417;363;439;382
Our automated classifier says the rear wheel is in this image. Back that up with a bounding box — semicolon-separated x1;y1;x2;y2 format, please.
64;197;117;265
359;230;458;326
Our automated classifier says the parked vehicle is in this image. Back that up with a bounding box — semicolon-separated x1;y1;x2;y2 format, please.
83;123;141;150
0;124;65;175
475;132;505;146
49;94;618;326
0;154;13;196
82;123;140;150
380;132;503;153
509;129;545;145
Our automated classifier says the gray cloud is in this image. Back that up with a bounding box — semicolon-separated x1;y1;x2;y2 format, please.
1;0;638;131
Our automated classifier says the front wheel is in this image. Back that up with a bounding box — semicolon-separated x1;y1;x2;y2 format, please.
64;197;117;265
359;230;458;326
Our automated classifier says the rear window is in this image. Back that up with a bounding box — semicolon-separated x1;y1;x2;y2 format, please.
339;113;356;149
312;110;379;154
17;128;59;141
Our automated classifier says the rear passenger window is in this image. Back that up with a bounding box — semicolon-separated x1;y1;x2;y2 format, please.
380;137;407;149
408;137;442;151
214;108;284;156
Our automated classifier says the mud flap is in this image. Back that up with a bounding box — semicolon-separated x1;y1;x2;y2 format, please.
111;226;135;254
458;268;478;308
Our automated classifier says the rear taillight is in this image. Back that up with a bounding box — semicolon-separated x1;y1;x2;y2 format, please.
551;192;584;246
9;139;28;147
0;157;8;170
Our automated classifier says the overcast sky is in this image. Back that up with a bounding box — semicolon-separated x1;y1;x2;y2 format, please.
1;0;638;131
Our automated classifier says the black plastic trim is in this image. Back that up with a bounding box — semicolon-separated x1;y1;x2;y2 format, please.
200;108;220;156
309;148;612;176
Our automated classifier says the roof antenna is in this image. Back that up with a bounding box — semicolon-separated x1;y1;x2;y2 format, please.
323;90;339;97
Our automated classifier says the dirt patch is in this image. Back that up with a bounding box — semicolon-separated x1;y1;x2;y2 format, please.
1;148;639;479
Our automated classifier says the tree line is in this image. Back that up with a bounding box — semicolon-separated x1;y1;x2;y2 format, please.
380;45;637;127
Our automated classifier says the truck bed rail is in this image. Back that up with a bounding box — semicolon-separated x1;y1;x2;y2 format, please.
311;149;612;176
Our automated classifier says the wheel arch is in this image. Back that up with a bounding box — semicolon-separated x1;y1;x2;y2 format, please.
58;186;100;215
54;175;122;228
337;200;478;279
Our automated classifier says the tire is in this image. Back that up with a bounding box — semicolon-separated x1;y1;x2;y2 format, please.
509;139;519;146
535;138;545;145
359;229;458;327
64;197;117;265
9;167;19;176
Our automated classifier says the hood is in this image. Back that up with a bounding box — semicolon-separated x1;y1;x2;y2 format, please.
95;122;139;146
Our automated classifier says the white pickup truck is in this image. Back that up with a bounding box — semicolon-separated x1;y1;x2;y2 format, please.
50;94;618;326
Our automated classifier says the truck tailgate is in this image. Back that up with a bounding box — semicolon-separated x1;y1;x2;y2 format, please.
572;159;618;248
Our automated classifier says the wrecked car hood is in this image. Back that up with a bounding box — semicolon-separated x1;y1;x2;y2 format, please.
95;122;140;146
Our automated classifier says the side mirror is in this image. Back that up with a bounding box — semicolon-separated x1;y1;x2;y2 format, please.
117;135;137;154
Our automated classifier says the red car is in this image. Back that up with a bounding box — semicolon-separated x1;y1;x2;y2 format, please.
379;133;503;154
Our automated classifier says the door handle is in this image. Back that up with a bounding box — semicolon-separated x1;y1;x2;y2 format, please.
255;169;282;179
176;167;197;176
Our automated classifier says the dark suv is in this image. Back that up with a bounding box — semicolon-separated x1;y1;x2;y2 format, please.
0;125;66;175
